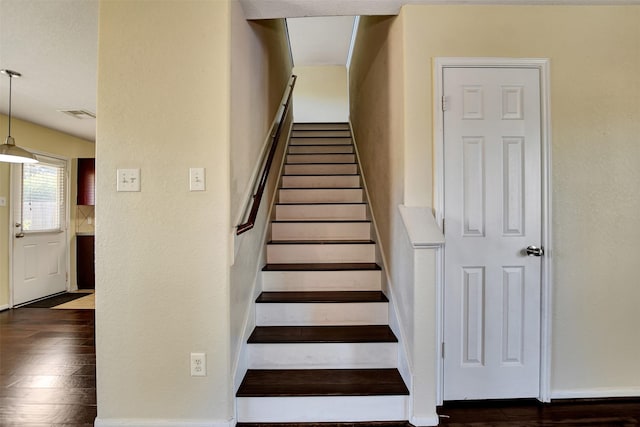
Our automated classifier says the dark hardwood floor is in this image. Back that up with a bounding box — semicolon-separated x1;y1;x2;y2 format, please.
2;307;639;426
0;307;96;426
438;399;640;426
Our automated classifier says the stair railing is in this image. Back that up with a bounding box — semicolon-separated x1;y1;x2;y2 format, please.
236;74;297;235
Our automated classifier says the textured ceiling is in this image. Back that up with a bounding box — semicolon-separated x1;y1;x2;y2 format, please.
240;0;640;19
2;0;640;143
0;0;98;142
241;0;405;19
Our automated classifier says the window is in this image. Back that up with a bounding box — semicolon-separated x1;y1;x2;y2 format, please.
21;156;66;232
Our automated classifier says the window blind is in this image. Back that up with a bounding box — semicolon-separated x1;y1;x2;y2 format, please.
21;158;66;232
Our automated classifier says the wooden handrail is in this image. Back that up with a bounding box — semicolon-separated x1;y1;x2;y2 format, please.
236;75;297;235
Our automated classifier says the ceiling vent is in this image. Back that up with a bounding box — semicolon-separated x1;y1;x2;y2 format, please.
59;109;96;119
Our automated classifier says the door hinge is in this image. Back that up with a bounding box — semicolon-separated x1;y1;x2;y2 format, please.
441;342;445;359
441;95;448;111
442;218;445;233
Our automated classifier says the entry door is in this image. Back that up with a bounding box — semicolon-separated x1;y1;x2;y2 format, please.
12;155;68;306
443;67;542;400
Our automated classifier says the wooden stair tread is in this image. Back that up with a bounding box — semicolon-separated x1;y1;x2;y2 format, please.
237;423;409;427
268;240;374;245
285;162;357;165
272;220;371;223
236;369;409;397
287;151;354;154
288;144;353;147
290;134;351;137
293;122;349;125
280;188;362;192
248;325;397;344
263;263;380;271
282;174;359;177
256;291;388;304
276;202;366;206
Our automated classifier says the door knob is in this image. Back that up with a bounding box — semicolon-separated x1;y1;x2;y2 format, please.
525;245;544;257
15;232;24;238
15;222;21;228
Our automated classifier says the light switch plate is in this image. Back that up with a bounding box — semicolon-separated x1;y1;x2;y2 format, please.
189;168;205;192
117;169;141;192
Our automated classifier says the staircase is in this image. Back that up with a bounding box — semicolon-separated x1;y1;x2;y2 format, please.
236;123;409;423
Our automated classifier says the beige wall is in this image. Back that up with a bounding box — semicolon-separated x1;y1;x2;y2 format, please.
350;14;441;422
229;0;293;383
293;65;349;122
349;15;404;279
352;4;640;404
96;0;233;423
0;115;94;308
403;4;640;396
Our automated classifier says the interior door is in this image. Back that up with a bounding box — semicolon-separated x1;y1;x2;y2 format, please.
443;67;542;400
12;155;68;306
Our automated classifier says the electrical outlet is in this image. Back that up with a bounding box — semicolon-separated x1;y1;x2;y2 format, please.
190;352;206;377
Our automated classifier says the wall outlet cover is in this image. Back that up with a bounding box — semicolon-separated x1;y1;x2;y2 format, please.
189;167;206;192
117;169;141;192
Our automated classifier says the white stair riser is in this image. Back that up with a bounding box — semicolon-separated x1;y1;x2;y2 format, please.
248;343;397;369
291;130;351;138
236;396;408;422
275;204;367;221
290;137;352;145
287;154;355;164
284;164;357;175
256;302;388;326
267;243;375;263
282;175;360;188
289;145;353;154
279;189;363;203
293;123;350;131
262;270;382;292
272;222;371;241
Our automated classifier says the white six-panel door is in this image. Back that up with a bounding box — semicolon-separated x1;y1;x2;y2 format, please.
443;67;542;400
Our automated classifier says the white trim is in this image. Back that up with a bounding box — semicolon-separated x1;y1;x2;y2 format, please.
551;387;640;400
346;16;361;123
433;57;552;403
8;164;16;308
346;16;361;71
94;418;234;427
398;205;444;249
231;120;294;408
348;120;414;398
284;19;294;67
0;304;9;312
435;245;445;404
410;414;440;427
9;150;71;307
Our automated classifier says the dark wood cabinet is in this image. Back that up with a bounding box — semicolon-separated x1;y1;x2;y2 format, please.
77;235;95;289
77;158;95;205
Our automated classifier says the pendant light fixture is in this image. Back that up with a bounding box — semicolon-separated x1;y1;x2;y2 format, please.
0;69;38;164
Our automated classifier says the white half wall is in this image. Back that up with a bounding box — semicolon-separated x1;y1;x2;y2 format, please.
293;66;348;123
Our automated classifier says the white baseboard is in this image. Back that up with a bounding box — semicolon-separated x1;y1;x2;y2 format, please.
411;414;440;427
551;387;640;400
94;418;233;427
0;304;9;312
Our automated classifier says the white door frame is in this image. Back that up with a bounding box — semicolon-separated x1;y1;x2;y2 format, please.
9;150;71;307
433;57;553;404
